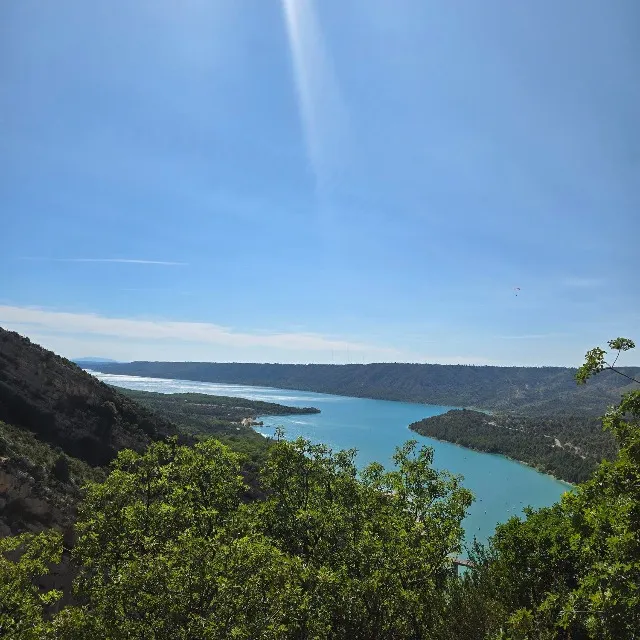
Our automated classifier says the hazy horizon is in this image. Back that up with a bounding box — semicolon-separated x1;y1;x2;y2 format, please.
75;354;638;370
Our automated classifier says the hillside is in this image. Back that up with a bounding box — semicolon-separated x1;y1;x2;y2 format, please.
117;389;319;436
0;328;180;467
0;420;104;537
0;327;185;537
0;328;317;535
115;389;320;472
87;361;640;416
410;409;618;483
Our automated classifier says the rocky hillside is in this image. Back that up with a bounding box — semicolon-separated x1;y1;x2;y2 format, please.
0;420;104;537
0;328;180;467
0;326;189;537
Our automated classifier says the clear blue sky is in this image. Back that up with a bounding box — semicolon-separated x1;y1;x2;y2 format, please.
2;0;639;366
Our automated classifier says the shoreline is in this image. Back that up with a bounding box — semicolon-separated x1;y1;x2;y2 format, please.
407;427;575;488
99;370;575;486
89;369;471;412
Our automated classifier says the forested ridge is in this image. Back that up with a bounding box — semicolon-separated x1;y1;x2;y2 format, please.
85;360;640;416
410;410;617;483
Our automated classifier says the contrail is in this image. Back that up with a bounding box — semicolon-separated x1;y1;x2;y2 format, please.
281;0;349;195
20;258;188;266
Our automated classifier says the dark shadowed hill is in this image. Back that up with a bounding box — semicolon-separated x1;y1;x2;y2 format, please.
0;419;105;537
87;361;640;416
0;327;180;467
0;329;304;536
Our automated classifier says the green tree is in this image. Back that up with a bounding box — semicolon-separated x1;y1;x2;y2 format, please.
46;435;472;639
0;531;63;640
576;337;639;386
250;437;473;638
61;437;249;639
462;337;640;639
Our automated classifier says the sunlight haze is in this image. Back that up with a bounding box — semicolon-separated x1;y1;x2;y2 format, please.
2;0;638;365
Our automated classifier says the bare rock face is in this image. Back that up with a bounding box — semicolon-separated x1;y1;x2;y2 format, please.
0;465;64;535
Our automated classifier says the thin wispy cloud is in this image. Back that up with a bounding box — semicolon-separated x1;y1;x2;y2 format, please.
0;305;401;358
281;0;349;193
20;258;188;266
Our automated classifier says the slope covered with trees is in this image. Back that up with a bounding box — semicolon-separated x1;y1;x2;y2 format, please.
0;327;182;538
410;410;617;483
87;360;640;416
115;389;320;475
117;388;319;437
0;328;180;467
0;329;320;536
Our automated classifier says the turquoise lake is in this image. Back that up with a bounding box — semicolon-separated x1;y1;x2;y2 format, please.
92;372;571;547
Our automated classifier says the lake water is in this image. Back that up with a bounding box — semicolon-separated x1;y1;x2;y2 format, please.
92;371;570;546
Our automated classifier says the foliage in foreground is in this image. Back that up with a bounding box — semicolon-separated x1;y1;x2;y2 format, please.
0;531;62;639
2;436;472;639
456;338;640;639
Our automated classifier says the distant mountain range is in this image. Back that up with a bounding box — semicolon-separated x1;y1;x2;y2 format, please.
84;360;640;417
73;357;122;364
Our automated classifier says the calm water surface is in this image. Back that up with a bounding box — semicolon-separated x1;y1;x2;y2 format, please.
93;372;570;546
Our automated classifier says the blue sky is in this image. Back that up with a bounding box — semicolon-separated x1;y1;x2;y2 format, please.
2;0;639;366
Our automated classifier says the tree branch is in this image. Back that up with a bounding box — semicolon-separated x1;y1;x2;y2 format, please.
603;362;640;385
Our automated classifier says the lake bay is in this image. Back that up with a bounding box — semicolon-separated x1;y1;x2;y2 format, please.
93;372;570;546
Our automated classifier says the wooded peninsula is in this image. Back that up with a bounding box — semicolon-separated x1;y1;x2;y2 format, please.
409;409;617;483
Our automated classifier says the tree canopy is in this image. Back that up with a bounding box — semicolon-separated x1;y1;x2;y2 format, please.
456;338;640;638
4;436;471;639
